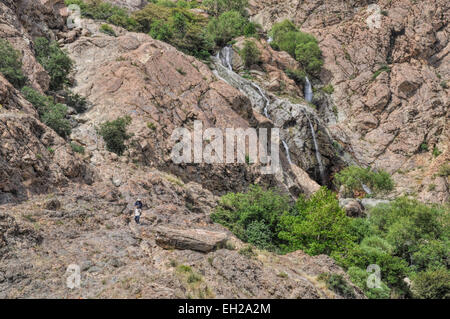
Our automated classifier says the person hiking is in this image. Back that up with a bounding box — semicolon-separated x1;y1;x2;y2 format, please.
134;198;143;225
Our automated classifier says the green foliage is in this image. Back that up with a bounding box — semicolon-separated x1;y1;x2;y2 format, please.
322;84;334;94
240;40;261;68
278;187;355;255
211;185;290;249
21;86;71;138
347;266;391;299
65;0;139;30
100;24;116;36
295;40;323;75
432;146;442;157
372;65;390;80
34;37;73;91
203;0;248;16
318;273;356;298
284;68;306;85
70;142;85;154
437;164;450;177
207;11;247;46
149;19;173;41
97;116;132;155
337;197;449;298
411;268;450;299
63;91;88;113
334;166;394;196
269;20;323;75
0;39;27;88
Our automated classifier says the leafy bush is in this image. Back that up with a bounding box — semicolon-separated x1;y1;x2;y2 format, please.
278;187;355;255
207;11;247;46
437;164;450;177
100;24;116;36
284;68;306;85
34;37;73;91
240;40;261;68
347;266;391;299
70;142;85;154
0;39;27;88
63;91;88;113
269;20;323;75
411;268;450;299
318;273;356;298
334;166;394;196
203;0;248;16
97;116;132;155
211;185;290;248
21;86;72;138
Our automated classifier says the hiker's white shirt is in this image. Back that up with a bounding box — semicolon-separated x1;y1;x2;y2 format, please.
135;208;141;216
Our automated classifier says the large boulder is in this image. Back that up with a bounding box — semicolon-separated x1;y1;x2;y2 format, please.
154;226;228;253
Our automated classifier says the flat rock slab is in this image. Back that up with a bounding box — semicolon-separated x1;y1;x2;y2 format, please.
155;226;228;253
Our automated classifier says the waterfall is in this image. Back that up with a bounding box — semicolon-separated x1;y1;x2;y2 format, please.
213;47;329;184
267;36;273;43
304;111;326;184
304;76;313;103
217;46;233;71
282;140;292;165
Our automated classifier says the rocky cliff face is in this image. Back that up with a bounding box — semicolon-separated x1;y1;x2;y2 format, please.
0;0;447;299
0;0;362;299
248;0;449;202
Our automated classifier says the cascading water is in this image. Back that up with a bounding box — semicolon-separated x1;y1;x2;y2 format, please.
282;140;293;165
303;111;326;184
213;47;327;181
304;76;313;103
217;45;233;71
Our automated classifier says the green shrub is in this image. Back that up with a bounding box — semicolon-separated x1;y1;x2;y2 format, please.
322;84;334;94
372;65;390;80
432;146;442;157
21;86;71;138
34;37;73;91
334;166;394;196
347;266;391;299
269;20;323;75
64;91;88;113
149;19;173;41
207;11;247;46
100;24;116;36
437;164;450;177
0;39;27;88
97;115;132;155
284;68;306;85
278;187;355;255
240;40;261;68
319;273;356;298
411;268;450;299
211;185;290;248
295;40;323;75
245;220;274;250
203;0;248;16
70;142;85;154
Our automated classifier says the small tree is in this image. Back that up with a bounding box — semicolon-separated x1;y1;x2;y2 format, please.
411;268;450;299
34;37;73;91
0;39;27;88
240;40;261;68
98;116;132;155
